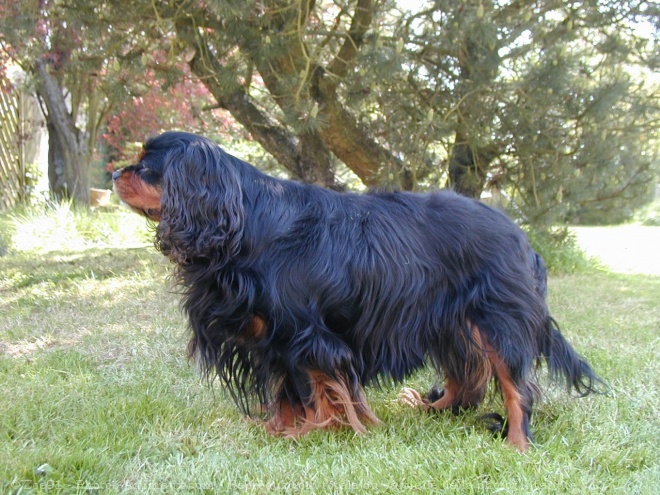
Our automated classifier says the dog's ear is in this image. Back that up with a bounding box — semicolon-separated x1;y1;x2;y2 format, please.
157;135;244;263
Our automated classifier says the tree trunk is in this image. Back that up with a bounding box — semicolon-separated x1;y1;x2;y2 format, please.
296;130;338;188
46;119;67;198
448;24;502;198
175;3;412;190
248;0;409;189
447;131;501;199
312;67;408;188
34;59;90;204
447;136;486;198
177;20;338;188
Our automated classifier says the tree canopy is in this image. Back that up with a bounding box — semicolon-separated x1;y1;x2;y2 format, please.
1;0;658;224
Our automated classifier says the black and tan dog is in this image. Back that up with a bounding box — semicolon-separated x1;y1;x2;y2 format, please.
113;131;603;451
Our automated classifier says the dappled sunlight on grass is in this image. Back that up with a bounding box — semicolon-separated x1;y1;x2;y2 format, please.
5;202;153;254
0;242;181;364
1;209;659;494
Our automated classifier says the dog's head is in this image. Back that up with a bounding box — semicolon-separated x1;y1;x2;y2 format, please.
111;132;174;221
112;131;244;262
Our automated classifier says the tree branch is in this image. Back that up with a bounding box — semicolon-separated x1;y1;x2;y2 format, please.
325;0;374;90
175;17;336;186
252;0;406;187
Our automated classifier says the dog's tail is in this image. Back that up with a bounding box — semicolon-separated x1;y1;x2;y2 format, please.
540;317;607;396
531;250;607;396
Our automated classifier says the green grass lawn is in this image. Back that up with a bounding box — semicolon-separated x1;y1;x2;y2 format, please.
1;210;659;494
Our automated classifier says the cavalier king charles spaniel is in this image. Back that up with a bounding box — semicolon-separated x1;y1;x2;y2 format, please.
112;131;604;451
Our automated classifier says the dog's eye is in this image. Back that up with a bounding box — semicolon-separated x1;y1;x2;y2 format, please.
137;165;161;185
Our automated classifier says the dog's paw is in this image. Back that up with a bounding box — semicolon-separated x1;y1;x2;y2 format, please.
479;412;507;436
398;387;429;410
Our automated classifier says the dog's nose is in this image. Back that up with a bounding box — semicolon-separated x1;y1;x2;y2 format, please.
112;169;122;181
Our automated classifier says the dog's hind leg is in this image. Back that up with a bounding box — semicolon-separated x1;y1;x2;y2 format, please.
480;337;535;452
400;324;534;451
400;326;492;413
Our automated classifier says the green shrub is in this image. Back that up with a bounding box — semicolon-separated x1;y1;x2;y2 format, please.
634;198;660;226
525;226;594;274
